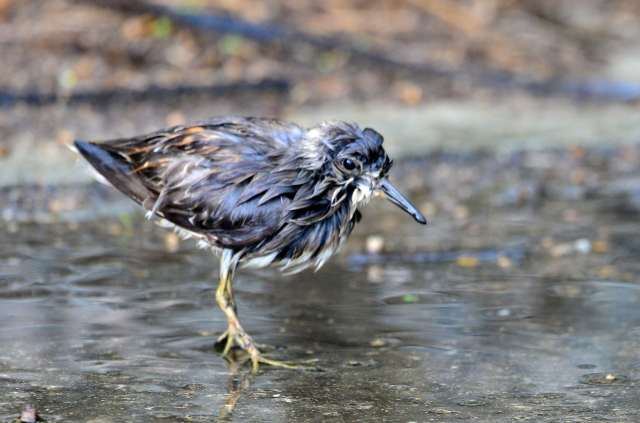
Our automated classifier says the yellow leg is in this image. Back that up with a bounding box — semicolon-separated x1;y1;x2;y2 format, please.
215;250;308;373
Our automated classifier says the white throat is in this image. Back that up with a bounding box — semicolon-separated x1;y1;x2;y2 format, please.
351;175;377;207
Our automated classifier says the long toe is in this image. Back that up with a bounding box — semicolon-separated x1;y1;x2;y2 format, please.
253;354;323;373
258;356;309;370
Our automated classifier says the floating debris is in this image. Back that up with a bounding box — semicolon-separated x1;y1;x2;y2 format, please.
401;294;420;304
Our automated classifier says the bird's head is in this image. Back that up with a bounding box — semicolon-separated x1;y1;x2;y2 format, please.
300;122;427;224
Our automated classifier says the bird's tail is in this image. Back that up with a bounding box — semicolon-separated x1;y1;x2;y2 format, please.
74;140;151;206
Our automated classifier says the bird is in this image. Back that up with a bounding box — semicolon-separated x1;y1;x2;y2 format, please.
73;116;427;372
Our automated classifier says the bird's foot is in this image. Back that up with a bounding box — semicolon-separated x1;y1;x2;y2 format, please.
215;327;319;373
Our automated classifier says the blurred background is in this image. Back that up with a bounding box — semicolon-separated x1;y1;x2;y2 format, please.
3;1;640;422
3;0;640;188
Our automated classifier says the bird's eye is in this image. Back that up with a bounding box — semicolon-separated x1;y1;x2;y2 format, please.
342;158;356;171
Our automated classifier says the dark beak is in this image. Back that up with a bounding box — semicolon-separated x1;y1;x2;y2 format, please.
379;179;427;225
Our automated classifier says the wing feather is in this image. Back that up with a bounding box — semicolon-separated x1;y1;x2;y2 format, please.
76;117;306;250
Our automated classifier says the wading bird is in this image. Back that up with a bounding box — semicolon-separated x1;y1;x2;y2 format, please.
74;117;426;372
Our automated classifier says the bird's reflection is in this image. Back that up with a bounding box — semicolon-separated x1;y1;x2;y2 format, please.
216;358;253;421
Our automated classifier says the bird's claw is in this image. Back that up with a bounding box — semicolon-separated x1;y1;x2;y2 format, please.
216;327;320;373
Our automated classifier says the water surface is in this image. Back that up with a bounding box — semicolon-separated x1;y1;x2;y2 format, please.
1;203;639;422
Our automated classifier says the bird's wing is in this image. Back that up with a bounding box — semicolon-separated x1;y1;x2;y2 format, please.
75;117;307;249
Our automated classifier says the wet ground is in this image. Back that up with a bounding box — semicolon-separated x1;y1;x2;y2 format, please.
2;146;640;422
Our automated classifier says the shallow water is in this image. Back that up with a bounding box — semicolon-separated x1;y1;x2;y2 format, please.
1;198;640;422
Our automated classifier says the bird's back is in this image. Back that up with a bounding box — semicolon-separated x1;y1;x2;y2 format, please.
76;117;369;273
75;117;309;248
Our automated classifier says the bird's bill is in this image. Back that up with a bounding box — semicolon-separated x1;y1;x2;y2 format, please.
378;179;428;224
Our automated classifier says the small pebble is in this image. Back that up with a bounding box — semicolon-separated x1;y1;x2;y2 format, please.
496;308;511;317
369;338;386;348
574;238;591;254
456;256;479;268
496;255;512;268
592;240;609;253
550;243;572;257
393;80;423;105
164;232;180;252
597;266;617;278
580;372;628;385
366;235;385;254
